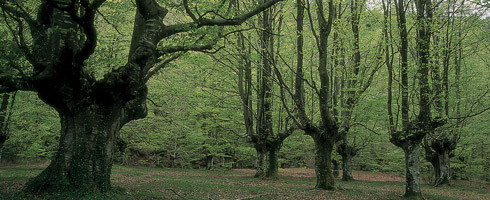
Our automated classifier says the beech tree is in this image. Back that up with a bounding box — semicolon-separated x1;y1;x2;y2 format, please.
385;0;447;197
271;0;342;189
232;1;296;178
332;0;382;181
0;92;16;163
0;0;282;194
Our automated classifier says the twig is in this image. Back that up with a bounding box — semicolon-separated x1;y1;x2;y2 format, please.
96;9;123;36
168;188;188;200
235;193;272;200
351;122;382;135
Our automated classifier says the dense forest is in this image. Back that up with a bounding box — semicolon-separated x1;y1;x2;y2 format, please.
0;0;489;199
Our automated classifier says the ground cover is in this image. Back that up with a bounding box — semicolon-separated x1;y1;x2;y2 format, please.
0;164;488;199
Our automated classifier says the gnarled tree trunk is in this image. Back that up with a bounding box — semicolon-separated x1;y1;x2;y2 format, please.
311;132;335;190
337;141;356;181
0;0;282;196
265;143;281;178
402;141;423;198
254;144;268;178
341;152;354;181
434;150;451;185
25;101;146;194
424;134;456;186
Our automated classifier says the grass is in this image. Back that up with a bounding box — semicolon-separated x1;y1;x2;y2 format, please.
0;164;489;199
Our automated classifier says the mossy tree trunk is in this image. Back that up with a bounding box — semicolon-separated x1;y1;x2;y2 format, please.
254;145;268;178
206;155;214;170
265;142;283;178
427;136;456;186
25;104;135;193
341;152;354;181
336;141;357;181
402;141;423;198
309;131;336;190
265;145;278;178
435;150;451;185
0;142;3;164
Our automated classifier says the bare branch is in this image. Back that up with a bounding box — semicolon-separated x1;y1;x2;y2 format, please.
144;54;183;82
0;1;36;27
163;0;284;37
96;9;123;36
183;0;198;21
350;122;382;135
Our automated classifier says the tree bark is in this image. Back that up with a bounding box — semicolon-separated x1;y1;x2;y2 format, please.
403;142;423;198
336;141;356;181
255;147;268;178
265;144;280;178
341;152;354;181
431;140;454;186
25;104;130;194
434;150;451;185
311;133;335;190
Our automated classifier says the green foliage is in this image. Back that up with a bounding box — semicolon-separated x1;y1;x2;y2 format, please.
2;92;58;162
0;1;488;193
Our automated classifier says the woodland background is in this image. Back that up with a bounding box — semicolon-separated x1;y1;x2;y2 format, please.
0;0;489;198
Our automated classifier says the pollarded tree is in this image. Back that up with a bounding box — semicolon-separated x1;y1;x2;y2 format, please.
235;1;296;178
272;0;341;189
422;0;490;186
0;0;283;194
386;0;445;197
332;0;383;181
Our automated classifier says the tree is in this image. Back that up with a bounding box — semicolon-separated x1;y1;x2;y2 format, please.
235;1;295;178
272;0;341;189
0;0;283;194
0;92;16;164
333;0;382;181
386;0;447;197
421;0;490;186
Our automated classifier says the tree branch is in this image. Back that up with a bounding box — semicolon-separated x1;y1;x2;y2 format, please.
0;1;36;28
0;77;33;93
183;0;198;21
163;0;283;37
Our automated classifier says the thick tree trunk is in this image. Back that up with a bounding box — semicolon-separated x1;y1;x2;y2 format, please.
337;141;356;181
434;150;451;186
265;145;280;178
313;136;335;190
429;157;439;184
403;142;423;198
425;135;455;186
25;105;124;194
341;153;354;181
255;148;268;178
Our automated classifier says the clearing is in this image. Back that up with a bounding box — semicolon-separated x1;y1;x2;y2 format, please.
0;163;489;199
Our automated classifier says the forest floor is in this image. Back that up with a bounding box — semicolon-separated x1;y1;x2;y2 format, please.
0;163;489;200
